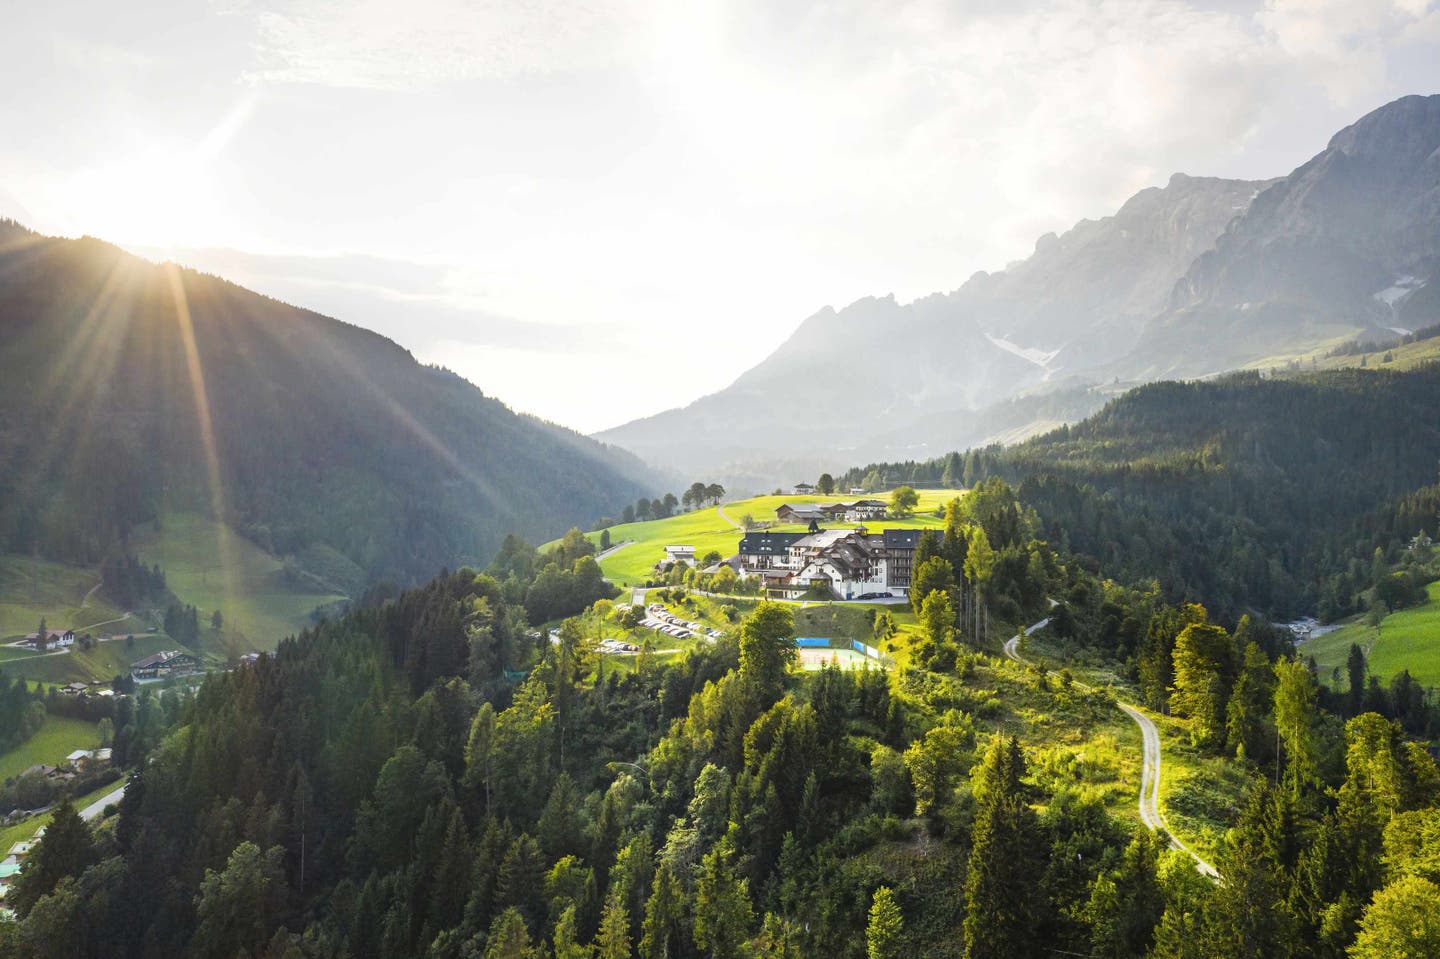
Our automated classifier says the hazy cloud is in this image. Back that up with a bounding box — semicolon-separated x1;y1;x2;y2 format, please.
248;0;647;89
1;0;1437;430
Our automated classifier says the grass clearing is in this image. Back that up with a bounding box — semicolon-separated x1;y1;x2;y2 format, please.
557;489;957;587
1299;581;1440;689
0;716;101;782
132;512;342;654
0;555;128;640
1154;714;1254;865
5;634;185;685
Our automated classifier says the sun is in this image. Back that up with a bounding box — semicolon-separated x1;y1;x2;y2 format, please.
59;93;257;252
65;147;219;252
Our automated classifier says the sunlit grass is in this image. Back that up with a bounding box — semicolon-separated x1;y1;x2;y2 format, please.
131;512;342;654
1299;581;1440;689
551;489;958;586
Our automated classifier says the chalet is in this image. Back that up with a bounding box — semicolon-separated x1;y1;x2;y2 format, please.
792;482;816;495
23;629;74;650
65;748;112;766
840;499;888;522
775;504;829;524
131;649;200;680
662;545;697;566
737;532;808;571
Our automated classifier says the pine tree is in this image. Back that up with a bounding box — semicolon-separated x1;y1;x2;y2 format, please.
1226;642;1274;762
866;885;903;959
597;889;633;959
8;797;96;917
554;904;593;959
1273;658;1321;803
639;861;684;959
963;736;1044;959
694;846;752;959
1201;784;1298;958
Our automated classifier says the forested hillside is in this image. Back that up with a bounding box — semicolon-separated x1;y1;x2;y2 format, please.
0;220;648;586
839;366;1440;620
3;488;1437;958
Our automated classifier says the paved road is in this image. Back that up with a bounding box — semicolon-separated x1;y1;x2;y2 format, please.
596;539;635;561
79;782;127;822
1004;622;1219;879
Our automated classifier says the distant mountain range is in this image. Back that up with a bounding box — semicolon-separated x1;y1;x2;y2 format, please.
598;94;1440;488
0;221;649;586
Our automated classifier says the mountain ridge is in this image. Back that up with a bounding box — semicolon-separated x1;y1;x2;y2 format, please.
0;220;650;586
599;94;1440;488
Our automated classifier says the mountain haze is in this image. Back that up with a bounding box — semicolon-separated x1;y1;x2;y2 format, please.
600;95;1440;489
0;220;648;586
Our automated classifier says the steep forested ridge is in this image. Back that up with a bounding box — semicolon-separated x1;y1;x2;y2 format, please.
0;220;648;585
841;367;1440;620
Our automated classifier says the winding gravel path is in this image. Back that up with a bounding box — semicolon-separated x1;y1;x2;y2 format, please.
1005;625;1219;878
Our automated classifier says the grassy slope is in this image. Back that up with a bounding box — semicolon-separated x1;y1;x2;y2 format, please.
1300;581;1440;688
557;489;956;586
132;512;342;654
0;556;128;640
0;717;101;782
1251;329;1440;377
5;635;185;686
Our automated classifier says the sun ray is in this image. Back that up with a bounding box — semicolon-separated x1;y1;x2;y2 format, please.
163;262;243;636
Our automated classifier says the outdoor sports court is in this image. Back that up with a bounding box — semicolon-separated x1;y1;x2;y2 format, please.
796;638;887;671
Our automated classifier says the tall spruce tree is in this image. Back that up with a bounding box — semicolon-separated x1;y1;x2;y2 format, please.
963;736;1045;959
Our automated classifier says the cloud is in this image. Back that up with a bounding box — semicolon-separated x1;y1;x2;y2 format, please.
247;0;649;89
1257;0;1440;102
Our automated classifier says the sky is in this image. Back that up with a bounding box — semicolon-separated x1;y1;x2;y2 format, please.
2;0;1438;433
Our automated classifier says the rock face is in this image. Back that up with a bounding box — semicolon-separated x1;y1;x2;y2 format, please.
955;172;1275;372
1130;94;1440;374
600;94;1440;486
598;175;1270;480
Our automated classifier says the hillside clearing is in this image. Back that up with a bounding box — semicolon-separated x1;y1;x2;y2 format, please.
0;716;102;782
0;555;128;640
132;512;343;654
555;489;957;586
1300;581;1440;688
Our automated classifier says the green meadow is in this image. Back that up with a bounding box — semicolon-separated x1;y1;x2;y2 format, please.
0;555;128;640
557;489;958;586
0;716;102;782
4;634;187;686
133;512;343;654
1299;580;1440;688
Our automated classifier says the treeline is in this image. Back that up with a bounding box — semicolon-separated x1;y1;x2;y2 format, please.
839;368;1440;621
99;554;168;609
0;224;647;585
0;672;45;753
487;529;617;627
162;604;203;645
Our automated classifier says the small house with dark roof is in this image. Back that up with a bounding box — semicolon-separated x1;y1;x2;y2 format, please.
775;504;829;524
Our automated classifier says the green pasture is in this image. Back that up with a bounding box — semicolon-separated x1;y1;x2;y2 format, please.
1299;581;1440;689
133;512;342;654
3;634;186;686
558;489;957;587
0;555;128;640
0;717;102;783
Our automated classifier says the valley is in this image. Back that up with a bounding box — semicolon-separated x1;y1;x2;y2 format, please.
3;73;1440;959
